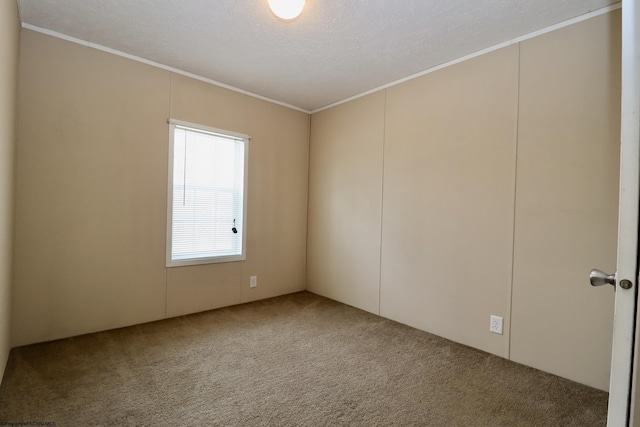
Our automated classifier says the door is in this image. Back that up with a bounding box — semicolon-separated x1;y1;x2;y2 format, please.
604;1;640;425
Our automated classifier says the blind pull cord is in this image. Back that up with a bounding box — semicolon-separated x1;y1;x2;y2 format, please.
183;132;187;206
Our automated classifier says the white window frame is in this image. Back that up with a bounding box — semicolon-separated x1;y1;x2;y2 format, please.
166;119;249;267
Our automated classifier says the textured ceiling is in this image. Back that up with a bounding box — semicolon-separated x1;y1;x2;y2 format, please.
18;0;618;112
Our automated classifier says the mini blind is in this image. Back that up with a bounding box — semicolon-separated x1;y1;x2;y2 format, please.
167;121;248;266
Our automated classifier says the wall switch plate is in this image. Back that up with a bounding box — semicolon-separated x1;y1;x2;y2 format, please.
250;276;257;288
490;315;503;335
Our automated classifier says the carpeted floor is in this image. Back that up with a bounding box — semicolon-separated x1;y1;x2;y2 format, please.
0;291;607;426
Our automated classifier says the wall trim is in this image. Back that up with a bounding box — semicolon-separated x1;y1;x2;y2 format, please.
311;3;622;114
20;23;311;114
21;2;621;116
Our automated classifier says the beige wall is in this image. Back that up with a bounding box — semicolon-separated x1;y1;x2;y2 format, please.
307;11;620;390
12;30;309;346
307;92;385;314
166;75;310;317
0;0;20;379
510;12;620;390
381;45;518;358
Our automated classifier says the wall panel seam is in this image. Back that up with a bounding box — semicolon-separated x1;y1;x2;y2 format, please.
507;43;522;361
377;90;388;316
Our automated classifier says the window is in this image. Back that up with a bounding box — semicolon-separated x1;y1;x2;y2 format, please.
166;120;249;267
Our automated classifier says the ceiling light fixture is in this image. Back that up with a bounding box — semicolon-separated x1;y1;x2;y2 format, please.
268;0;305;20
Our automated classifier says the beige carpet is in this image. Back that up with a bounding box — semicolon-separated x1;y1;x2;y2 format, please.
0;291;607;426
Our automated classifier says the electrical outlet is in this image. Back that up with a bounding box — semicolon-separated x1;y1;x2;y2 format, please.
490;315;503;335
250;276;257;288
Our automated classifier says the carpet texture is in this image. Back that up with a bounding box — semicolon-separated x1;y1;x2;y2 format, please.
0;291;607;426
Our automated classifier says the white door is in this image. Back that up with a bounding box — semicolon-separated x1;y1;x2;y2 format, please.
602;1;640;425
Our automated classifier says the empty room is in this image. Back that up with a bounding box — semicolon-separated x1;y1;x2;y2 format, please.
1;0;639;425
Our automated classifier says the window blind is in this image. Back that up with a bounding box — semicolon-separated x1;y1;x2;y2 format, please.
168;123;247;265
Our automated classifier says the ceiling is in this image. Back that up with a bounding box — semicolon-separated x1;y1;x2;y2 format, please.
17;0;618;112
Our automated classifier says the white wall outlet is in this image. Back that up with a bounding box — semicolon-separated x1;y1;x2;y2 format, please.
490;315;503;335
250;276;257;288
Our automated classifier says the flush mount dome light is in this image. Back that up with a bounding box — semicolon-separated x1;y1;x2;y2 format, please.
268;0;305;20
